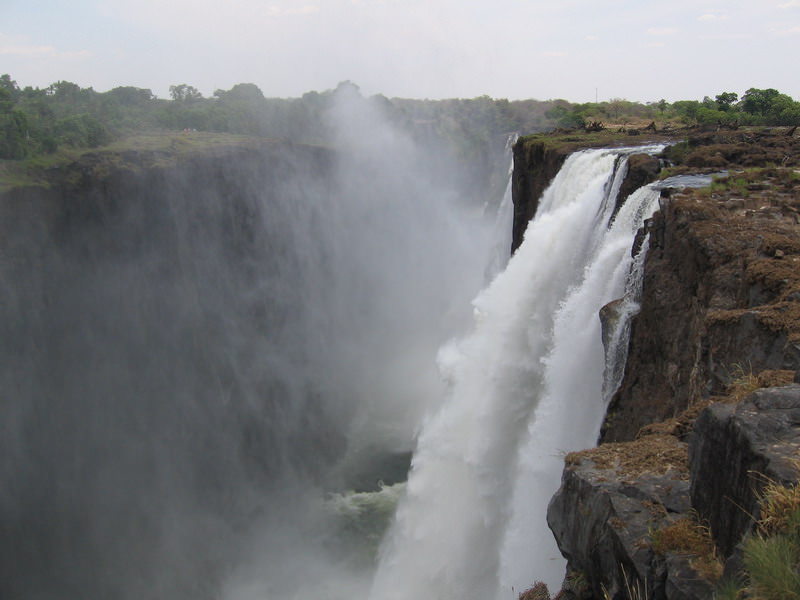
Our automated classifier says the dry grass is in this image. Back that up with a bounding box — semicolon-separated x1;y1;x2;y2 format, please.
600;567;649;600
758;479;800;537
566;434;689;480
720;364;798;404
636;399;713;440
651;517;723;583
518;582;550;600
722;475;800;600
744;533;800;600
726;362;762;403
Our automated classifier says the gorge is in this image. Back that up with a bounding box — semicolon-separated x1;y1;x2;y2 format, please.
2;104;800;600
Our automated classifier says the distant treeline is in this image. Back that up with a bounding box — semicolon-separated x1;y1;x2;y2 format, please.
2;73;799;161
0;75;558;160
547;89;800;131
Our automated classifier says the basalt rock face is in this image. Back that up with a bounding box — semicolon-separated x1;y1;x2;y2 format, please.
614;153;662;219
549;386;800;600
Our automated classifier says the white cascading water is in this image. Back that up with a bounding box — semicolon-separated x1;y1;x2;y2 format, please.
369;146;665;600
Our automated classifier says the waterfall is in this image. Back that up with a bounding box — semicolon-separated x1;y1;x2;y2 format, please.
369;146;665;600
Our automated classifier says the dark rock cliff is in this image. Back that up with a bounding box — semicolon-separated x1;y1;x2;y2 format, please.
548;385;800;600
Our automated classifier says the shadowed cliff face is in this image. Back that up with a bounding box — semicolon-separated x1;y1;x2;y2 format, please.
0;101;499;598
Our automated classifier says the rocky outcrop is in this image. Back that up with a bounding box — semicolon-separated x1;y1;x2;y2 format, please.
549;385;800;599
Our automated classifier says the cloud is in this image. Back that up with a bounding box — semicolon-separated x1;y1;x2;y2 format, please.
541;50;567;57
778;25;800;34
779;0;800;7
0;34;91;59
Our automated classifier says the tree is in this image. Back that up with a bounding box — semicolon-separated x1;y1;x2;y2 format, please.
768;94;800;125
0;87;13;113
106;86;155;106
671;100;701;123
741;88;781;116
46;80;82;101
715;92;738;111
169;84;202;102
0;74;19;101
0;90;29;158
545;104;585;129
220;83;265;103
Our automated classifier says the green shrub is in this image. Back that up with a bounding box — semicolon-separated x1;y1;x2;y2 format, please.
720;479;800;599
743;533;800;600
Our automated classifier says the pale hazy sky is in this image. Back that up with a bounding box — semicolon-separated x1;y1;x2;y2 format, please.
3;0;799;102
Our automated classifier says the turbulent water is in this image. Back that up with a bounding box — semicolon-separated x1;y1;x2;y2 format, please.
369;146;667;599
